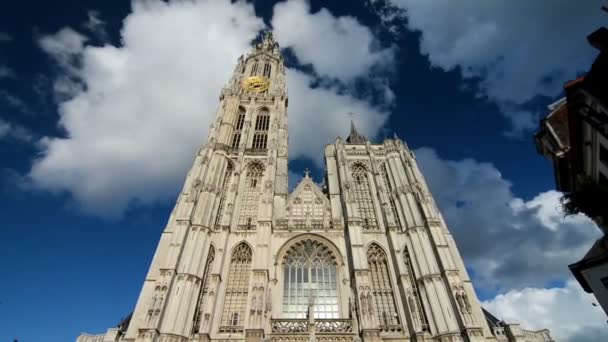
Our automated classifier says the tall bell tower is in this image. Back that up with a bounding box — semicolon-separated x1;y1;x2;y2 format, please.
120;32;290;342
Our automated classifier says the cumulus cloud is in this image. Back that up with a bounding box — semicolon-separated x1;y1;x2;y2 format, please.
483;281;607;342
273;0;393;81
0;119;34;143
375;0;604;133
30;0;392;217
288;69;388;161
415;147;601;290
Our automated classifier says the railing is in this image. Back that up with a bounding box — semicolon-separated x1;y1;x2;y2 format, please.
271;318;353;334
219;325;244;334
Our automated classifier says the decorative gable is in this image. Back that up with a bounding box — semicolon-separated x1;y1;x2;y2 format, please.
284;173;332;230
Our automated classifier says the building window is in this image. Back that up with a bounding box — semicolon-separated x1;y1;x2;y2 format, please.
367;244;400;329
214;162;233;229
352;164;377;230
263;63;271;78
231;107;246;148
600;144;608;169
221;243;252;330
251;61;258;76
380;164;401;227
252;109;269;149
238;163;263;229
282;239;338;319
192;246;215;334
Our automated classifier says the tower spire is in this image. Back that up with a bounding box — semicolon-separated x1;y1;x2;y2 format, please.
346;117;368;144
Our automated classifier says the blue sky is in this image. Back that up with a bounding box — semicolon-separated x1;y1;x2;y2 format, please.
0;0;607;341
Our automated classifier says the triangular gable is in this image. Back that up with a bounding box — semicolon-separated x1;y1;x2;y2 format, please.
286;175;331;210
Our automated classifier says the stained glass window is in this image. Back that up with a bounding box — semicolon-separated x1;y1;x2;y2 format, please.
282;239;339;319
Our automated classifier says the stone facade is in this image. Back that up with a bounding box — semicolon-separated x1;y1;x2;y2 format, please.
78;33;553;342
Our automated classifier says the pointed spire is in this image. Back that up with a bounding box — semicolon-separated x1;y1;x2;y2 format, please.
346;117;368;144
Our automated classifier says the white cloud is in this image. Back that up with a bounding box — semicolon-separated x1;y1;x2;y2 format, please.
483;281;608;342
288;69;388;162
272;0;394;81
84;10;108;40
415;147;601;290
377;0;604;133
30;0;392;217
0;119;34;143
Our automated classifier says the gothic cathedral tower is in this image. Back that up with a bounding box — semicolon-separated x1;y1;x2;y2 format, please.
79;33;553;342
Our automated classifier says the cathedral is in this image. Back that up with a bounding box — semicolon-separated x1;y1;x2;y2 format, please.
78;33;553;342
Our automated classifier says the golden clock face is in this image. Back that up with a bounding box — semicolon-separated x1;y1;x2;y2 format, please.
242;76;270;92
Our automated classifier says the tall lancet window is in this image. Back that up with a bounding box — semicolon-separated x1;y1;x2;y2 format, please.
220;243;252;331
231;107;246;148
192;246;215;334
214;162;233;229
252;108;269;149
367;244;400;330
282;239;339;319
263;63;271;78
352;164;377;230
380;164;400;227
251;61;259;76
238;163;264;230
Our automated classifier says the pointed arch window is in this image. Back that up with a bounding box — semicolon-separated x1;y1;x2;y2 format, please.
282;239;339;319
380;164;401;227
238;163;263;230
252;108;269;149
192;246;215;334
214;162;233;229
231;107;246;148
352;164;377;230
220;243;252;332
263;63;271;78
251;61;259;76
367;244;400;331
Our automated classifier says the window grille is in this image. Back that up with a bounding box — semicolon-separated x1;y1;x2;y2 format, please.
238;163;263;229
192;246;215;334
221;243;252;329
231;107;246;148
263;63;271;78
367;244;400;328
380;164;401;227
282;239;338;319
252;109;269;149
214;163;233;229
352;164;377;229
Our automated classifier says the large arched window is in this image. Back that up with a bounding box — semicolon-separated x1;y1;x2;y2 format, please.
220;243;252;332
352;164;377;230
282;239;339;319
367;244;400;330
231;107;246;148
238;163;263;230
380;163;400;227
252;108;269;149
214;162;233;230
192;246;215;334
